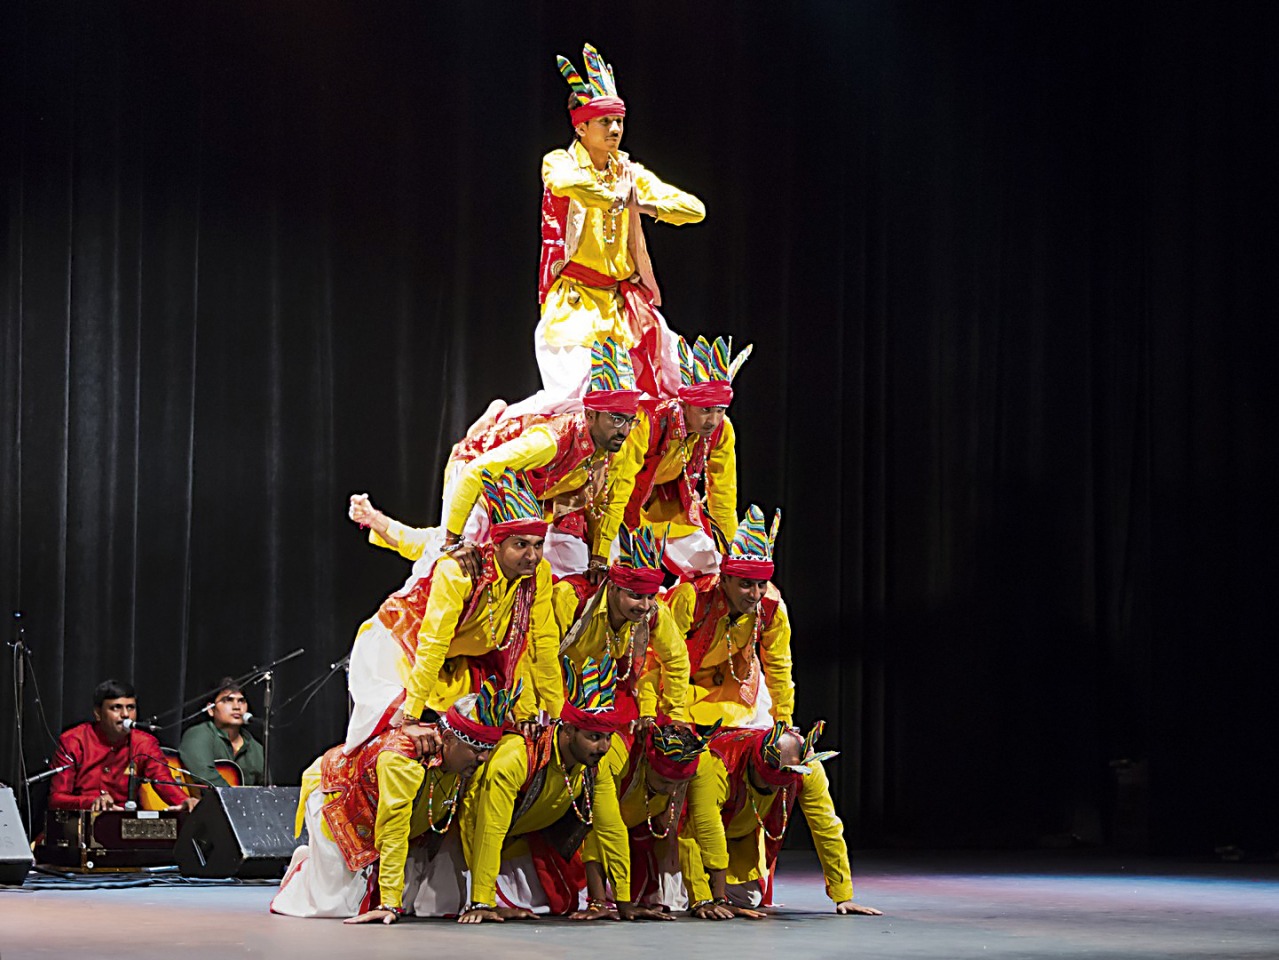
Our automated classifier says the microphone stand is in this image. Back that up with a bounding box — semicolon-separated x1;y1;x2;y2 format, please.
239;647;304;787
8;612;31;835
138;647;306;730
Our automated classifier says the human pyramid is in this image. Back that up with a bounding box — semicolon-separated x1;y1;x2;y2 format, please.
271;43;880;925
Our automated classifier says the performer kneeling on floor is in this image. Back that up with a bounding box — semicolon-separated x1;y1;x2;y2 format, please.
271;681;518;923
680;721;881;919
455;653;632;923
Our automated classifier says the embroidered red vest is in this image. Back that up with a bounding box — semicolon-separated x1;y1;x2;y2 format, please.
623;399;722;536
319;728;424;871
451;412;596;498
375;544;537;698
683;576;781;707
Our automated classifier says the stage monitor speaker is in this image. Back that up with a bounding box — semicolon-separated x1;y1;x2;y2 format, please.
175;785;301;879
0;787;34;886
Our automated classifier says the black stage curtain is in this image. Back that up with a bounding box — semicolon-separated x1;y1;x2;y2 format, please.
3;1;1275;851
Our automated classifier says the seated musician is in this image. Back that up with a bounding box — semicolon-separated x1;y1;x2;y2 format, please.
179;677;265;787
50;679;197;812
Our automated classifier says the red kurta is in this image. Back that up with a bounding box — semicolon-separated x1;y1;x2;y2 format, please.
50;722;188;810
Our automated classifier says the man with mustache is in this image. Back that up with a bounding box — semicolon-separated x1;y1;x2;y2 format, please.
271;683;517;922
342;469;562;754
649;506;795;729
49;679;195;813
456;654;634;922
179;677;264;788
680;722;881;919
503;42;705;420
440;337;647;583
555;523;690;724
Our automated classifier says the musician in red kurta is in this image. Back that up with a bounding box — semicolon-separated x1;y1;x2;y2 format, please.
50;679;194;812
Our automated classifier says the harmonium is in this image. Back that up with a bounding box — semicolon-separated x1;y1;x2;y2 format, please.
37;808;186;871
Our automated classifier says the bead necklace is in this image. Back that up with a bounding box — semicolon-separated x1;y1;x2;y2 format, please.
747;785;789;841
713;612;762;687
484;585;512;650
558;750;594;825
426;770;464;834
590;159;622;245
644;782;679;839
674;406;708;516
605;623;635;681
583;454;610;522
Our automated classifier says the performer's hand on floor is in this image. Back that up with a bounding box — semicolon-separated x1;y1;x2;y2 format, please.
616;902;675;922
692;902;734;920
344;908;400;925
495;907;535;920
835;900;882;916
567;905;616;921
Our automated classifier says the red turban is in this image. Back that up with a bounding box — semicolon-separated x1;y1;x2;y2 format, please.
570;96;626;126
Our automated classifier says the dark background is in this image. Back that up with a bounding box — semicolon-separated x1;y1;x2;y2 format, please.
3;0;1276;853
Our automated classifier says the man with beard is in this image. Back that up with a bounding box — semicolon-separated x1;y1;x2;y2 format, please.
342;469;561;753
555;524;690;723
652;506;795;729
680;722;881;919
271;682;518;922
456;654;633;922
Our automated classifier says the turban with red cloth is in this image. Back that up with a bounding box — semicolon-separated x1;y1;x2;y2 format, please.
582;337;641;416
676;335;753;409
558;43;626;128
559;652;633;734
480;468;548;545
644;718;721;780
720;504;781;580
609;524;665;595
439;678;522;750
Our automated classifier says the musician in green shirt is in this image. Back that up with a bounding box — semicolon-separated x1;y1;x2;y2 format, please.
179;678;265;788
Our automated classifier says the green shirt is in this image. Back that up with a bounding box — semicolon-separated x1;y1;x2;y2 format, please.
178;719;265;787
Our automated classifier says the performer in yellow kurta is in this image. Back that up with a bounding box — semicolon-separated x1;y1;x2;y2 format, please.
440;338;647;582
680;722;881;919
574;720;720;918
342;469;561;752
456;654;635;922
554;524;691;722
504;42;705;419
270;683;517;921
604;335;752;577
650;506;795;728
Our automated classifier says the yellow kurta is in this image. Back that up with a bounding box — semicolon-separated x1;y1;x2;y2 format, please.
460;730;614;906
605;410;739;547
443;419;646;556
580;744;678;902
552;581;691;722
295;750;461;911
680;753;853;905
402;556;563;722
655;582;795;726
541;142;705;350
368;519;431;560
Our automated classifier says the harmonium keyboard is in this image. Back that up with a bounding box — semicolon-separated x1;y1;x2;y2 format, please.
37;808;185;871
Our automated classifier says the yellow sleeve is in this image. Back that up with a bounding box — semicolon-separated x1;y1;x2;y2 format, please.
464;737;529;906
679;834;711;904
445;427;559;536
631;162;706;225
760;595;795;724
525;562;565;719
796;761;854;903
636;607;691;722
550;579;582;638
594;410;649;555
369;519;433;562
543;148;615;208
661;581;698;636
682;755;730;901
372;751;427;910
705;418;738;544
402;560;471;719
583;737;633;901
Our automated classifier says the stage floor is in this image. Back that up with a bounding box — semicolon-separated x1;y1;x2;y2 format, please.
3;850;1278;959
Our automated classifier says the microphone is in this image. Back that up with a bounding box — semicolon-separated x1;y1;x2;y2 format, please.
24;762;73;785
125;764;140;811
241;711;253;723
122;718;162;732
